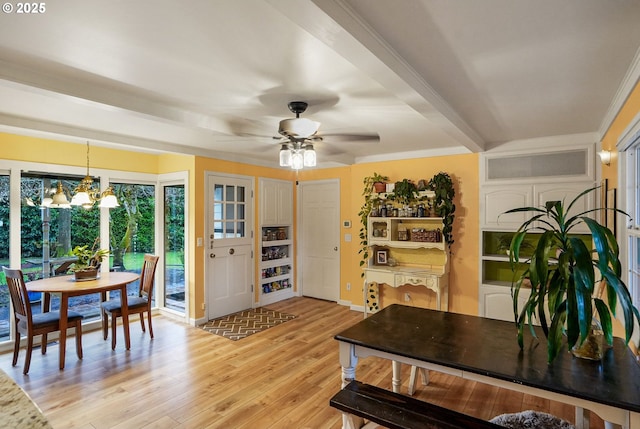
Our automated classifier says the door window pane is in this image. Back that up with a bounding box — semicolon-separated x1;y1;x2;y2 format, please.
163;185;185;313
211;182;246;239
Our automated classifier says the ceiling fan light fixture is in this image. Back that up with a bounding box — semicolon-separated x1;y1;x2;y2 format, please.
303;144;316;167
279;144;292;167
291;150;304;170
278;118;320;139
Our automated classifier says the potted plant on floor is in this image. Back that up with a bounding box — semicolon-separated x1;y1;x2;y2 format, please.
504;186;640;362
70;239;110;281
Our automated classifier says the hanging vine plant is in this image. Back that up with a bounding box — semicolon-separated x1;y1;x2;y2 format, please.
428;172;456;250
358;172;388;276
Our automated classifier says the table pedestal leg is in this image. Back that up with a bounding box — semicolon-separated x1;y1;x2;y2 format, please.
58;294;68;370
120;286;130;350
392;361;402;393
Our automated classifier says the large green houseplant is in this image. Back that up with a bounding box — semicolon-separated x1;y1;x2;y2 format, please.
505;187;640;363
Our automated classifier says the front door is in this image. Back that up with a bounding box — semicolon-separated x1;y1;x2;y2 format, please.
299;179;340;301
206;174;253;319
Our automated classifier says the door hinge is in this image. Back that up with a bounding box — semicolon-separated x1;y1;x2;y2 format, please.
251;230;254;238
251;250;253;259
251;284;254;292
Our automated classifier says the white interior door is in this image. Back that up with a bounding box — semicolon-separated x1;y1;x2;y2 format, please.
299;180;340;301
206;174;253;319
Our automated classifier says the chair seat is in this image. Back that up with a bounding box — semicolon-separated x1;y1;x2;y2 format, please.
101;296;148;313
30;310;83;326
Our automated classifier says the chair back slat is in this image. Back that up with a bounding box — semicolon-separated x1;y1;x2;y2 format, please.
139;255;159;300
2;267;32;323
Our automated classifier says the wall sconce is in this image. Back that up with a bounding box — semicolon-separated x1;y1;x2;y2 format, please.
598;150;612;166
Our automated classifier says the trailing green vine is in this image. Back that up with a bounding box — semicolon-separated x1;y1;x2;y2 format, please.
358;173;388;276
428;172;456;249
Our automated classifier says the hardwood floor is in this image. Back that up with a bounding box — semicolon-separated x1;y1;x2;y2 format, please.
0;297;604;429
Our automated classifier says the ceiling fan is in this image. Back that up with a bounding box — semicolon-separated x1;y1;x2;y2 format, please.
276;101;379;169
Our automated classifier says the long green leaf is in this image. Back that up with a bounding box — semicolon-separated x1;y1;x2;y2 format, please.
594;298;613;346
548;301;567;363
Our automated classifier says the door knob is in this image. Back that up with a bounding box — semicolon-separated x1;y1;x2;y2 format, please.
229;248;235;255
334;246;338;251
210;253;215;258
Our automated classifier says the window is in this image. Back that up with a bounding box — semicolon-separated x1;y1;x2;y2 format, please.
626;146;640;307
0;173;9;341
163;184;185;313
20;174;103;321
109;183;156;303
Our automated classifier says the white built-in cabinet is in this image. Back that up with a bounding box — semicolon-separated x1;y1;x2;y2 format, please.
260;178;293;226
479;144;597;321
259;178;294;305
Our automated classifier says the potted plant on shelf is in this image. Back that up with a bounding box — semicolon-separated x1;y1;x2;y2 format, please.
363;172;389;194
70;239;110;281
390;178;418;206
505;186;640;363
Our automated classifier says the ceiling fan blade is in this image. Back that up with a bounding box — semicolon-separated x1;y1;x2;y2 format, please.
318;133;379;143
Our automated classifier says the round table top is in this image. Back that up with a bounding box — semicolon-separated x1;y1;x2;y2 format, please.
26;271;140;293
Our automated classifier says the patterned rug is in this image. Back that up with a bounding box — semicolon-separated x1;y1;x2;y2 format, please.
199;307;296;341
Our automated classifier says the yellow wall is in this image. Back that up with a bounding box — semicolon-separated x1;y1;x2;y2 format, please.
601;80;640;187
0;133;159;173
599;81;640;349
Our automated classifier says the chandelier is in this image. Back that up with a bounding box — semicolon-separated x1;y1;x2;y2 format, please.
70;142;120;209
279;140;316;170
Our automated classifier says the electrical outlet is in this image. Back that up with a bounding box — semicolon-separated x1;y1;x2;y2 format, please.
201;303;205;310
346;282;351;291
404;293;411;302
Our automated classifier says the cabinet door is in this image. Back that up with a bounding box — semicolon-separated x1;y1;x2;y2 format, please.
261;180;279;225
260;179;293;226
276;181;293;225
479;285;530;322
535;183;594;233
482;186;532;229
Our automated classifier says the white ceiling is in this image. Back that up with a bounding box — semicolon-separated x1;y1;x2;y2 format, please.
1;0;639;168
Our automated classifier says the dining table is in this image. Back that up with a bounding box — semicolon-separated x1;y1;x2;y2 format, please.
335;304;640;429
26;271;140;370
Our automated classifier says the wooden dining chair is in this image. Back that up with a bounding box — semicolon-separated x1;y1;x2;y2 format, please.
101;255;159;349
3;267;84;374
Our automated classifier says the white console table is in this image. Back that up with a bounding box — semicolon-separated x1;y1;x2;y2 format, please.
363;266;448;317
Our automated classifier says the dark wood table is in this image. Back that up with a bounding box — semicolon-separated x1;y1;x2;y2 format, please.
335;304;640;429
27;272;140;369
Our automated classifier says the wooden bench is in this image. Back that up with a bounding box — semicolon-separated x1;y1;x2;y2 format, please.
330;380;503;429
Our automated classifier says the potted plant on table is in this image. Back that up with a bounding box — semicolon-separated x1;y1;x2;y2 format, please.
504;187;640;363
70;240;110;281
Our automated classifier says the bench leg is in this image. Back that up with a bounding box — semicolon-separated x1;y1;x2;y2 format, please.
408;366;430;396
342;412;364;429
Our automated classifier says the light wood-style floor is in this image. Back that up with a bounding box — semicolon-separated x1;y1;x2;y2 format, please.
0;297;604;429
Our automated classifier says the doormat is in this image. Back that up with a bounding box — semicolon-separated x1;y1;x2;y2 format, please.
199;307;296;341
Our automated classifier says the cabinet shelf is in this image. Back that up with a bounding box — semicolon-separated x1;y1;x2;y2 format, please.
365;214;449;314
260;273;290;285
261;239;292;246
261;257;292;268
370;240;445;250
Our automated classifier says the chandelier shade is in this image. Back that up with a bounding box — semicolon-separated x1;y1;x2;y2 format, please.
70;142;120;209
